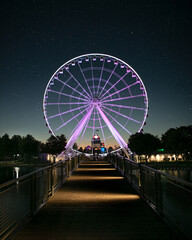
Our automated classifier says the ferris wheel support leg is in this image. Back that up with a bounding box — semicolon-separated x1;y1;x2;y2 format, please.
57;107;93;161
97;106;129;158
65;106;94;151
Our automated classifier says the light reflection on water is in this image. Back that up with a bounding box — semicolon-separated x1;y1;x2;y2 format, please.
0;166;37;184
161;169;192;183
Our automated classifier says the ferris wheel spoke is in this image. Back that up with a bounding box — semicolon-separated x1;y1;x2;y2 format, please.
102;105;141;124
96;108;108;151
56;77;90;100
78;115;90;149
78;62;93;98
98;64;118;98
101;81;140;101
46;102;88;105
93;108;95;136
54;108;88;132
97;106;128;151
102;108;132;135
65;106;94;150
47;104;88;120
96;59;105;96
100;72;129;99
48;89;88;102
102;94;145;103
102;103;145;111
65;69;91;98
90;59;95;97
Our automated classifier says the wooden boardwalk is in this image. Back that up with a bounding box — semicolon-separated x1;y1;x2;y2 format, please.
13;161;178;240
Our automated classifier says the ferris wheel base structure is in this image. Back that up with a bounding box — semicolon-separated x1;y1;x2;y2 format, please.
43;53;148;161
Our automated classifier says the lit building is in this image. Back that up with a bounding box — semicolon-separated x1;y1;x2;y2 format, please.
91;134;101;155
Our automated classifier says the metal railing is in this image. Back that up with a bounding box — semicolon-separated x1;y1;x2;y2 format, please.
110;154;192;240
0;155;82;240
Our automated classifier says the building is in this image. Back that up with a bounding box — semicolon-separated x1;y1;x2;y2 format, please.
91;134;101;155
134;152;184;162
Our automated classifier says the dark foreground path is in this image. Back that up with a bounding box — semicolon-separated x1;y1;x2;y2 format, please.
13;161;177;240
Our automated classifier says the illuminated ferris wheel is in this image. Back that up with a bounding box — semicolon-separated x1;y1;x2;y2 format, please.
43;53;148;156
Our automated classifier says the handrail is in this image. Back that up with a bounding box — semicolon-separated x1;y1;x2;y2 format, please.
140;163;192;187
0;160;65;190
110;154;192;240
0;155;82;240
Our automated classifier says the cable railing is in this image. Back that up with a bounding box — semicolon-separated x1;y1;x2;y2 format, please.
0;155;82;240
109;154;192;240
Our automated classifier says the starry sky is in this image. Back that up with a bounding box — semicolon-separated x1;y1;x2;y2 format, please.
0;0;191;144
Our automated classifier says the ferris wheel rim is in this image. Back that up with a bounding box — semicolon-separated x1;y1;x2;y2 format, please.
43;53;148;149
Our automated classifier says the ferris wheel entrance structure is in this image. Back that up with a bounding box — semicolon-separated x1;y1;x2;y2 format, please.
43;53;148;159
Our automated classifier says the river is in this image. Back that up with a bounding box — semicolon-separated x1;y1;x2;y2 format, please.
0;166;37;184
0;165;192;184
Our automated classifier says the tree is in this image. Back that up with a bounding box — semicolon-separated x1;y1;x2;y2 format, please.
78;147;83;152
162;125;192;160
108;146;114;153
128;133;161;161
73;143;78;150
20;134;40;162
44;134;67;155
0;134;11;160
11;135;22;159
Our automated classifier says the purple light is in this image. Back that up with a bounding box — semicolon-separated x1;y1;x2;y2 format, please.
97;106;129;157
48;89;88;101
46;102;88;105
102;94;145;103
101;80;139;101
65;68;91;98
66;106;94;150
55;108;88;132
78;62;93;97
44;53;148;156
96;59;105;96
56;77;90;100
96;108;108;152
102;103;145;111
102;108;132;135
98;64;117;98
102;105;141;124
47;105;88;120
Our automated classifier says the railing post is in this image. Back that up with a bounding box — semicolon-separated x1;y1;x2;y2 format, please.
61;161;64;184
130;161;132;183
123;157;126;177
50;166;54;196
139;163;144;196
30;173;36;216
155;172;162;216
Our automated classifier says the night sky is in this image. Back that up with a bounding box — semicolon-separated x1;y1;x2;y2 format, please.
0;0;191;144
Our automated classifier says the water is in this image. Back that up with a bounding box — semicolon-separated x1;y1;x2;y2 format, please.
0;165;192;185
0;166;37;184
161;169;192;183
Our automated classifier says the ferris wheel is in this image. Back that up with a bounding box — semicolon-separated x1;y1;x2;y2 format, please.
43;53;148;156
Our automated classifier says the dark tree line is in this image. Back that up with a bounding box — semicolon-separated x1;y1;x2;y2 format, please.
128;125;192;160
0;134;67;161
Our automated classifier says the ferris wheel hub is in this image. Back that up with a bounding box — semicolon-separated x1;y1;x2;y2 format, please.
89;97;102;107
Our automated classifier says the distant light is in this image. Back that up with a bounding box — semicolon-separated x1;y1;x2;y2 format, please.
157;149;164;152
101;147;105;152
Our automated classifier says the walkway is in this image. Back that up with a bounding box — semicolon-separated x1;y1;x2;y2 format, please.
13;161;177;240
